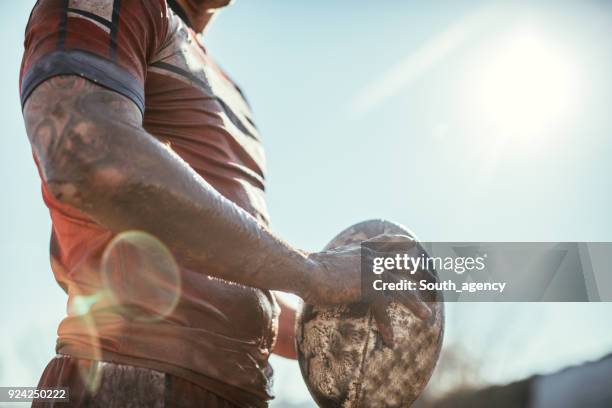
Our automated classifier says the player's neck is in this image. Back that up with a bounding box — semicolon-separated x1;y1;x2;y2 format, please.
174;0;219;33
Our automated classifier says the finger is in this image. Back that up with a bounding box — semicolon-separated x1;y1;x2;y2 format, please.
400;292;432;321
387;274;432;321
371;297;394;348
411;243;439;283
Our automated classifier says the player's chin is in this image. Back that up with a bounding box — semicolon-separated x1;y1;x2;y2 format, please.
202;0;235;9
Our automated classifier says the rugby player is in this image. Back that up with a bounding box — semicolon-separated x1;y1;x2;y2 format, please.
20;0;431;406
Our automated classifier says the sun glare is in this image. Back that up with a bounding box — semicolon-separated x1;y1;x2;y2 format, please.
466;25;581;148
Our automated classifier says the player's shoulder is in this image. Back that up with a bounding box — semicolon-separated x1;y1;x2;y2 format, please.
27;0;170;26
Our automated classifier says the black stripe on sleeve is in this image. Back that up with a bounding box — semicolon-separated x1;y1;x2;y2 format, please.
57;0;69;50
66;8;113;30
152;61;211;93
110;0;122;60
21;49;145;114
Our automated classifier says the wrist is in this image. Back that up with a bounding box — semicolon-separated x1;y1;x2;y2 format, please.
288;250;319;301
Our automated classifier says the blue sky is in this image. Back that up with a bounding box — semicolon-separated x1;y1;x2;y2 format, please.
1;1;611;406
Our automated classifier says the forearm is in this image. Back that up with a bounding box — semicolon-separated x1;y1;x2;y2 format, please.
24;76;312;296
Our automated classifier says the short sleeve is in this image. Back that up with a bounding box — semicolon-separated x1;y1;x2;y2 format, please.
20;0;169;114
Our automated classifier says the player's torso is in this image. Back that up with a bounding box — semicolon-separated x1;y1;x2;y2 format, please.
138;8;277;346
145;11;269;225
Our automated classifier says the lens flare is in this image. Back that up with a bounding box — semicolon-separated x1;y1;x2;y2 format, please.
67;293;105;393
78;315;105;393
101;231;181;322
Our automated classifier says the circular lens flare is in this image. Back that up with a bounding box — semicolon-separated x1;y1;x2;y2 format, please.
101;231;181;322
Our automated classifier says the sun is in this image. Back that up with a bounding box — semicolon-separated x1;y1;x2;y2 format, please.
465;25;581;149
